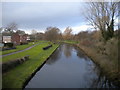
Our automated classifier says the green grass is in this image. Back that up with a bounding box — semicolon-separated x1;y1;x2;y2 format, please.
63;40;79;44
2;42;59;88
1;41;43;55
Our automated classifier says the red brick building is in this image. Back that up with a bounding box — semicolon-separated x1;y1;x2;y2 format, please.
20;34;28;44
11;33;20;45
2;33;28;45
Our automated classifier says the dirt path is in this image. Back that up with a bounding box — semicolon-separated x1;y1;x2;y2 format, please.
1;42;44;57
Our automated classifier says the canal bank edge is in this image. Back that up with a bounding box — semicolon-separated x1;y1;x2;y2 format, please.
22;44;60;89
75;44;120;87
60;41;119;87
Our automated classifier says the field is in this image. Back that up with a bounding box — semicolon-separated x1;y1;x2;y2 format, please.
1;41;42;55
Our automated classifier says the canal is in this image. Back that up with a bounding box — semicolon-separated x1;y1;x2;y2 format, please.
25;44;116;88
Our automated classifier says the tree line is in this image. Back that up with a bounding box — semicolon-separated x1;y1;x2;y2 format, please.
0;1;119;43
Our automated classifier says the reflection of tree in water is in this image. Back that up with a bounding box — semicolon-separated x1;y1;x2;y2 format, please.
63;44;72;58
46;46;62;65
83;59;112;88
90;72;107;88
81;62;99;88
88;65;115;88
74;46;88;60
76;48;116;88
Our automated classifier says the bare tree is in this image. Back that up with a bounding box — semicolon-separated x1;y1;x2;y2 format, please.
84;1;117;41
5;22;18;33
2;22;18;35
45;27;60;42
30;29;37;41
31;29;37;35
0;27;3;33
36;32;44;40
63;27;73;40
16;30;25;34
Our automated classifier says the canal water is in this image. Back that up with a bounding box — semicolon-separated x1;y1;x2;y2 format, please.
25;44;116;88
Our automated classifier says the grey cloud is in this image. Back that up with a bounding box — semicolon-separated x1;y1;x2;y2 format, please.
2;2;85;32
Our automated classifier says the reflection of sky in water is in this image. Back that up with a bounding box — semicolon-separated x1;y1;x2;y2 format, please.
25;44;116;88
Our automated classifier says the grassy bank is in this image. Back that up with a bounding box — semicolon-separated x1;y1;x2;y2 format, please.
57;39;120;86
2;42;59;88
62;40;79;44
2;42;45;63
1;41;42;55
76;38;119;86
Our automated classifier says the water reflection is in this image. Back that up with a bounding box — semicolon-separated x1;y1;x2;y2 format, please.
25;44;117;88
46;46;62;65
74;46;88;60
63;44;72;58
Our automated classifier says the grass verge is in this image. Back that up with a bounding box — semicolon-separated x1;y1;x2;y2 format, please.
1;41;42;55
2;42;45;63
62;40;79;44
2;42;59;88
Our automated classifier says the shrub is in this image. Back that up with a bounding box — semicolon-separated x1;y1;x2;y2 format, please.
80;39;93;47
105;38;118;65
20;42;28;45
4;43;14;48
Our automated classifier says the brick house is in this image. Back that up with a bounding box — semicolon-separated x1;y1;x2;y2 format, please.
11;33;20;45
2;33;29;45
2;36;12;43
20;34;28;44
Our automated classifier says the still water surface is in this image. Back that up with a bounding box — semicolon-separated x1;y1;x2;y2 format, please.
25;44;116;88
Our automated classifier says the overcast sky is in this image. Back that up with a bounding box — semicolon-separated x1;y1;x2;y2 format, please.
2;2;95;34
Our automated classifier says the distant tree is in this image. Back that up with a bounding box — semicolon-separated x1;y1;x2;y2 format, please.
30;29;37;41
84;2;117;41
2;22;18;36
36;32;44;40
58;33;63;41
0;27;3;33
76;31;89;41
63;27;73;40
5;22;18;33
31;29;37;35
16;30;25;34
45;27;60;42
